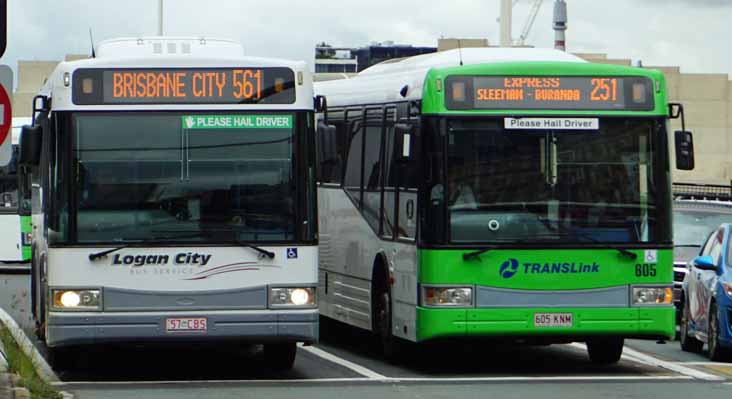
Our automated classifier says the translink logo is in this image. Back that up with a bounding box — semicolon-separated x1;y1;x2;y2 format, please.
499;258;600;279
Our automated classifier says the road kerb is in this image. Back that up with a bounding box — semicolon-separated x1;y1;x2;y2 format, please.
0;307;59;383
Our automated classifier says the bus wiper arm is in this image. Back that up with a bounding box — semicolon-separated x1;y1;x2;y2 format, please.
463;247;495;261
88;233;205;261
537;217;638;260
463;237;533;261
674;244;701;248
236;241;275;259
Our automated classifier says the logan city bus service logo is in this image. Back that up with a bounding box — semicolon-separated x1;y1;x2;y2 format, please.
499;258;600;279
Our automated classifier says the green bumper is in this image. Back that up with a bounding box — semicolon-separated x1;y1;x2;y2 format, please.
416;306;675;342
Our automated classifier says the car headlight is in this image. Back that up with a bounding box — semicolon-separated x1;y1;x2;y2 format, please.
269;287;316;308
422;286;473;307
52;289;101;310
632;286;673;305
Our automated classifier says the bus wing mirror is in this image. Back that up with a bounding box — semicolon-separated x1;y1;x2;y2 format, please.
314;95;327;113
674;130;694;170
18;125;42;167
317;121;338;164
395;124;414;163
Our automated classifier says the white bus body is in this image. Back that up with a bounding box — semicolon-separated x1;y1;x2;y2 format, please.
25;37;318;368
0;118;32;263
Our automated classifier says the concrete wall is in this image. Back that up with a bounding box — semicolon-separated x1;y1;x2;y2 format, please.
13;61;58;117
578;53;732;185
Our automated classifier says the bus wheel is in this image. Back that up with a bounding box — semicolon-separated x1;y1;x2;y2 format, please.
586;337;624;364
375;287;401;362
264;343;297;371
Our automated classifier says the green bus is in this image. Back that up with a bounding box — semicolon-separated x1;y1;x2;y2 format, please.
314;48;694;363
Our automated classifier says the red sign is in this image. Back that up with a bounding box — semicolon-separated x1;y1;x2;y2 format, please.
0;82;10;148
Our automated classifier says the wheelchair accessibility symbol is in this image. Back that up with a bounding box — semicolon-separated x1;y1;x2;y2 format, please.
287;248;298;259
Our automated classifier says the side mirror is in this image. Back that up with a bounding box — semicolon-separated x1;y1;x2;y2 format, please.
317;121;338;164
18;125;42;167
692;255;717;271
314;95;327;113
674;130;694;170
395;124;414;162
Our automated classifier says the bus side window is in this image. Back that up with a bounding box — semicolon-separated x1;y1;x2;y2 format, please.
343;120;363;209
362;124;382;232
396;124;419;240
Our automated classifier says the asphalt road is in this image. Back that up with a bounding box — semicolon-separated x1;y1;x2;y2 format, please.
4;269;732;399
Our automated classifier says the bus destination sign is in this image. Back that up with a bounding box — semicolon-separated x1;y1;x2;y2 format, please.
445;76;654;111
72;67;296;105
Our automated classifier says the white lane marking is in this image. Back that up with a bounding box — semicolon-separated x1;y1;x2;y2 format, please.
0;307;59;382
298;344;387;380
53;375;693;387
570;342;723;381
674;361;732;366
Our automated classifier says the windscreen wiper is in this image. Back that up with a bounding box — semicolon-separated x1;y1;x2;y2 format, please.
88;233;204;261
537;217;638;260
674;244;701;248
463;237;534;261
235;240;275;259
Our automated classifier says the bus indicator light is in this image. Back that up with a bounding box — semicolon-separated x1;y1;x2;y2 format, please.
451;81;466;102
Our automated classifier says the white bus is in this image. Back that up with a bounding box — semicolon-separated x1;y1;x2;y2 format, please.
19;37;318;369
0;118;33;263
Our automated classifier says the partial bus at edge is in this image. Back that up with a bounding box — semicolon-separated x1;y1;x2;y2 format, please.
314;47;694;364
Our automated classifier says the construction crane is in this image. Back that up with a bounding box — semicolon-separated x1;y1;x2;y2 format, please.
513;0;544;46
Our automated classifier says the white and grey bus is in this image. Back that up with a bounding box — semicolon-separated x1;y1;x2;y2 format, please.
18;37;318;369
0;119;33;263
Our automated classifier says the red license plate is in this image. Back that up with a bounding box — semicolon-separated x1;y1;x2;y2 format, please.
165;317;207;333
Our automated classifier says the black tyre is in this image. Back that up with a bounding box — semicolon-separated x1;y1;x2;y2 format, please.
708;303;731;361
680;299;704;353
587;337;624;364
263;343;297;371
374;284;402;362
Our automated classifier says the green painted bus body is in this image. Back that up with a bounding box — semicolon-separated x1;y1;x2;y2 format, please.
20;215;31;261
414;61;673;342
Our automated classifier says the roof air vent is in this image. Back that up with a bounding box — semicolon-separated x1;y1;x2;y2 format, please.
182;43;191;54
167;43;177;54
153;43;163;54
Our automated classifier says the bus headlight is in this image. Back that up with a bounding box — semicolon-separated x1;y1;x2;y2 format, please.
422;286;473;307
632;286;673;305
269;287;316;308
52;289;101;310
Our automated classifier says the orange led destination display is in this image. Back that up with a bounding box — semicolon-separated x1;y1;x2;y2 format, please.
72;67;295;105
445;76;654;111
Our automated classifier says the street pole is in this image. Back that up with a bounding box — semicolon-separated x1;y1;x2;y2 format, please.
158;0;164;36
500;0;513;47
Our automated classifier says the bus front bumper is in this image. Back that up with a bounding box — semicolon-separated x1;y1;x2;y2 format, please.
416;306;675;342
46;310;318;348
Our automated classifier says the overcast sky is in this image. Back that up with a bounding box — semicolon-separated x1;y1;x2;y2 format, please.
4;0;731;84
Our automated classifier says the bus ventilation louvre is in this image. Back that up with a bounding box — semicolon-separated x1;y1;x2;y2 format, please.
672;182;732;202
